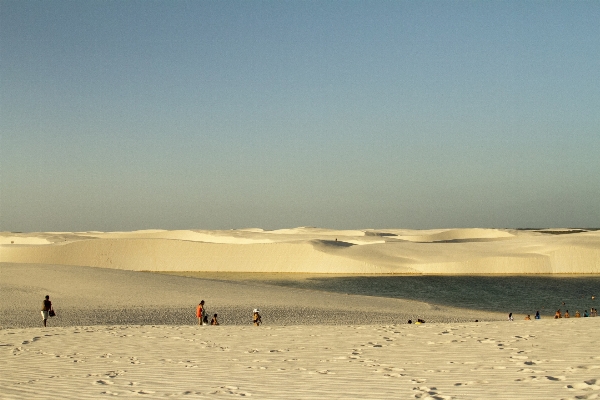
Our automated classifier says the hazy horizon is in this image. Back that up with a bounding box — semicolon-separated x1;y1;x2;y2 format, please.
2;1;599;232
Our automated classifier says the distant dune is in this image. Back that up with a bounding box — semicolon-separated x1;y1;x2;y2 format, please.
1;228;599;274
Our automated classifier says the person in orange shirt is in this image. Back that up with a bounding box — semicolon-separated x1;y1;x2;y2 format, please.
196;300;205;325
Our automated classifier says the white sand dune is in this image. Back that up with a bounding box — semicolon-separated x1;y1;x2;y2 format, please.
1;242;598;399
1;228;599;274
2;320;599;399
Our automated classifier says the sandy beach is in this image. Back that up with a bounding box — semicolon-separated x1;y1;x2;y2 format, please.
2;320;599;399
1;228;599;398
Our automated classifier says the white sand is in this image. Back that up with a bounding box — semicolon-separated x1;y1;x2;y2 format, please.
1;228;599;398
2;320;599;399
1;228;599;273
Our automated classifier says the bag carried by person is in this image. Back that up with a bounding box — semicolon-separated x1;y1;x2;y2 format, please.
49;309;56;317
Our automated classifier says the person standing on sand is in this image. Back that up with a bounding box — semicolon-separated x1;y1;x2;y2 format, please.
253;309;262;326
508;313;514;321
41;295;53;327
196;300;205;325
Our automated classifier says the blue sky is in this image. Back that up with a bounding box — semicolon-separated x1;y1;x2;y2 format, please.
1;1;599;231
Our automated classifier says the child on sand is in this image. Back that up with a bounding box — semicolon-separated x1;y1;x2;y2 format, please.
525;315;531;320
564;310;570;318
211;314;219;325
253;309;262;326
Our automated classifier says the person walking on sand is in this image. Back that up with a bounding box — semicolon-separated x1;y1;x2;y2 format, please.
508;313;514;321
196;300;205;325
253;309;262;326
41;295;53;327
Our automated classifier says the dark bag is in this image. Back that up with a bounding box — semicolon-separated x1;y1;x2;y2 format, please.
49;309;56;317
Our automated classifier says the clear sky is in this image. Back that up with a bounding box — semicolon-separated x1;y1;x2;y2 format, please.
1;1;599;232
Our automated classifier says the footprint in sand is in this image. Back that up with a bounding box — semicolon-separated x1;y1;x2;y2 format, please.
515;375;566;383
94;380;114;385
317;370;334;374
566;379;600;391
105;370;126;378
514;376;536;382
567;365;600;371
412;386;452;399
454;380;489;386
517;368;546;374
543;376;566;382
128;390;155;395
210;386;251;396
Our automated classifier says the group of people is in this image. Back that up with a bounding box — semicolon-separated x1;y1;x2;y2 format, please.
514;307;598;321
510;311;541;321
554;308;597;318
507;299;599;321
196;300;262;326
195;300;219;325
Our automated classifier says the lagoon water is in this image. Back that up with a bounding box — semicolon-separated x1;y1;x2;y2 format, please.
167;272;600;318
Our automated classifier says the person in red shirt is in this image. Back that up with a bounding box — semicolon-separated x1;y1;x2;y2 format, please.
196;300;205;325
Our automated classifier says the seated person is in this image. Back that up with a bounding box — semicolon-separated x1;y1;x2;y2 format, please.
525;315;531;320
564;310;570;318
574;310;581;318
211;313;219;325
